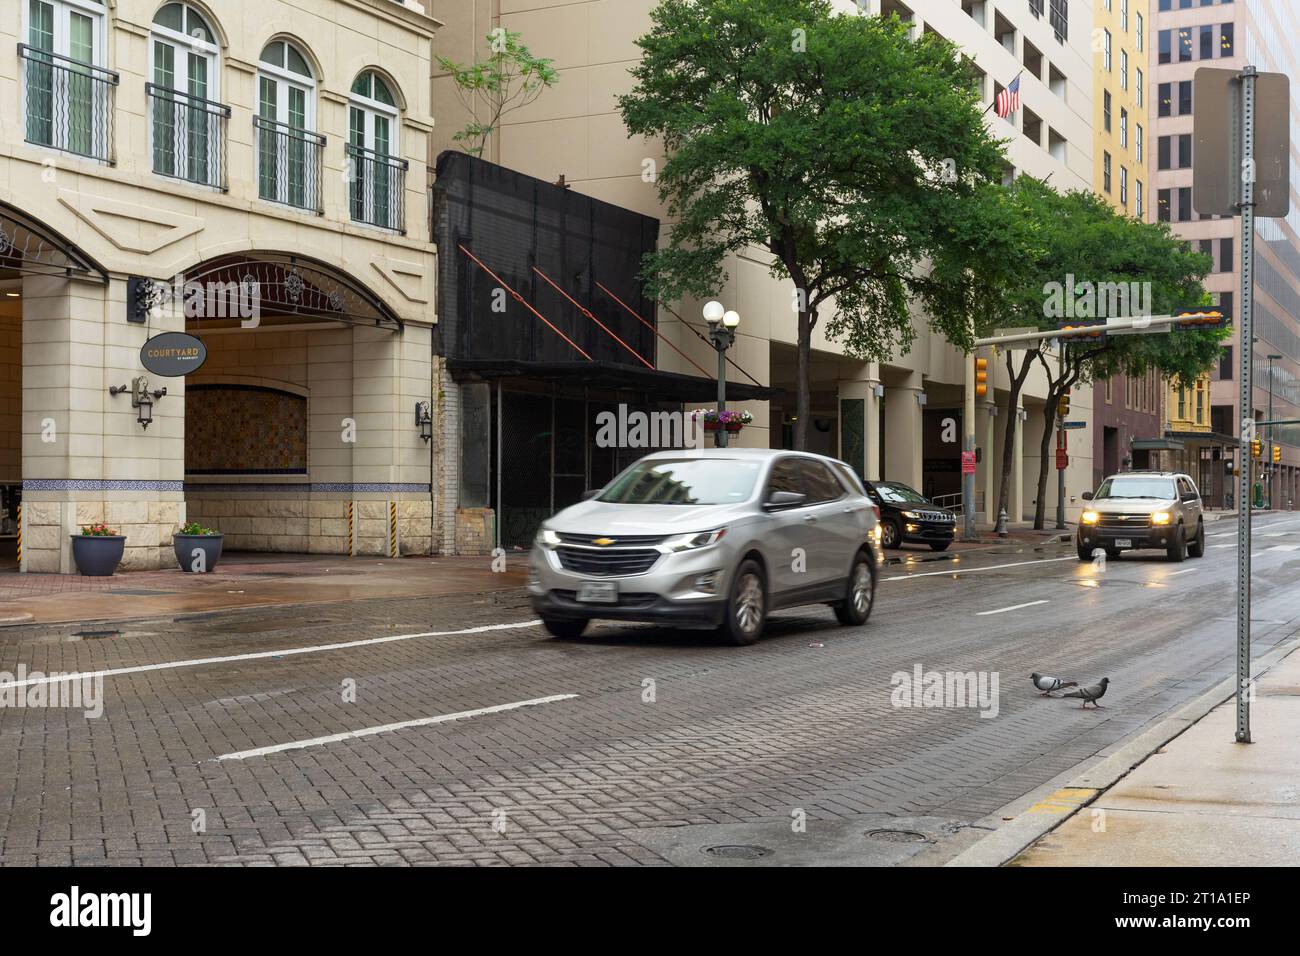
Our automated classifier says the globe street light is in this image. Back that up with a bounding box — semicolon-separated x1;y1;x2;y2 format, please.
703;301;741;447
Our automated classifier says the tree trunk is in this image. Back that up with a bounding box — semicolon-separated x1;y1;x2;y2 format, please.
794;309;812;450
1033;400;1058;530
996;351;1034;524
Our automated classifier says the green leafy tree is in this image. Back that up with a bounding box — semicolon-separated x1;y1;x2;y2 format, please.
976;179;1221;528
619;0;1010;449
437;29;559;158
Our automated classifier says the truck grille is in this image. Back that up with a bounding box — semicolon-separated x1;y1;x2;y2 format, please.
1098;513;1152;530
556;546;660;576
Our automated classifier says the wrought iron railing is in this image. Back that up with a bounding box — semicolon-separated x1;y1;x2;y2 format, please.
146;82;231;190
346;143;408;233
19;43;118;163
254;116;326;214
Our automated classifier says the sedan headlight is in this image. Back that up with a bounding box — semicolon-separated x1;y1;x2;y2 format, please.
1081;511;1100;525
664;528;727;552
535;527;561;548
1151;511;1172;525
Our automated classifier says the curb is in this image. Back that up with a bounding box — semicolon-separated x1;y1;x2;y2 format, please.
945;633;1300;867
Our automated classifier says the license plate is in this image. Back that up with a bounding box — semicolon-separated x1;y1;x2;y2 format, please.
1115;539;1132;549
576;581;618;603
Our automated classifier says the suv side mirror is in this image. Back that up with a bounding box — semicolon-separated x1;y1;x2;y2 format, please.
1181;491;1199;503
1081;491;1094;501
764;490;807;510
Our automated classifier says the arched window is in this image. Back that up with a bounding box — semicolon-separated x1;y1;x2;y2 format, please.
256;40;322;211
149;3;225;188
347;71;406;232
22;0;111;160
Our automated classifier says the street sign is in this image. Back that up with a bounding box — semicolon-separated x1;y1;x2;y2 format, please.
1055;448;1068;471
140;332;207;377
961;451;976;476
1193;67;1290;218
1061;420;1086;430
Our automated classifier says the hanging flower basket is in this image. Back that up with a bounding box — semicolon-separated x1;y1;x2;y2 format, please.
693;409;753;433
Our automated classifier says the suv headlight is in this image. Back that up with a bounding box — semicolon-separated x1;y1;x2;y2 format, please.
1081;511;1100;525
1151;511;1172;525
902;510;919;520
535;527;561;548
664;528;727;552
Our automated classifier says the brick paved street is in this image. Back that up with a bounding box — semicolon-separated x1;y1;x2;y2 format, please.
3;516;1300;866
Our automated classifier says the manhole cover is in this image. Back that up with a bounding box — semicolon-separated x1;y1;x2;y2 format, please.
701;844;772;860
865;828;929;844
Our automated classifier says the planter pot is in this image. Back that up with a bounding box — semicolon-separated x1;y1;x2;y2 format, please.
70;535;126;577
174;534;224;573
724;422;745;433
703;421;720;431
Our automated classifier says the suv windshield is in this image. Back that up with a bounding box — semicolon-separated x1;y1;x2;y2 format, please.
873;483;929;505
1095;476;1179;500
598;458;762;505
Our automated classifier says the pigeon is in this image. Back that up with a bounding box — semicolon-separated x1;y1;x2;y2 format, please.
1031;673;1078;697
1060;678;1110;709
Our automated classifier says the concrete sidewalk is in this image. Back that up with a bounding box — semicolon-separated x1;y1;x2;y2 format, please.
1010;640;1300;867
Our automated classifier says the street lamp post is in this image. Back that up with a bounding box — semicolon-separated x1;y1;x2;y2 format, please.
703;301;741;447
1267;354;1282;509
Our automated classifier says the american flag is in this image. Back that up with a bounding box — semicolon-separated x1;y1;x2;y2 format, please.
996;75;1021;118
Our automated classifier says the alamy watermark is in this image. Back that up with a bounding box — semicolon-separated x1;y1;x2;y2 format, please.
594;403;704;449
0;666;103;718
1043;274;1152;320
890;664;1000;719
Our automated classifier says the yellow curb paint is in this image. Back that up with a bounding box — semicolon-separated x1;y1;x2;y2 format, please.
1025;787;1098;815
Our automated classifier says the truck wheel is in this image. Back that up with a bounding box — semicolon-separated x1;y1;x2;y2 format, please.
1166;526;1187;563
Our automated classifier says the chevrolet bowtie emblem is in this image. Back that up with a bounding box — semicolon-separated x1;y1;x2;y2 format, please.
593;537;616;546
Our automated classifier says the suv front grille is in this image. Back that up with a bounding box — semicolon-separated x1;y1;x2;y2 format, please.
556;546;660;576
1098;513;1152;530
558;532;667;546
913;510;954;523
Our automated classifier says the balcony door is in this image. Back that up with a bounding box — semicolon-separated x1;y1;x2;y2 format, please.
257;42;318;211
25;0;106;156
348;72;402;231
150;3;220;186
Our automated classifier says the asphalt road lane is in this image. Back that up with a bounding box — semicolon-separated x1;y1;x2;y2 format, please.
2;516;1300;865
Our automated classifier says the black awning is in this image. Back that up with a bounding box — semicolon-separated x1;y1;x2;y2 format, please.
1165;430;1238;445
0;202;108;282
447;358;781;402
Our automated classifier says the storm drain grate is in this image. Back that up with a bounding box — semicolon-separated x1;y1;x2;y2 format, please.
701;844;772;860
71;630;120;640
865;828;930;844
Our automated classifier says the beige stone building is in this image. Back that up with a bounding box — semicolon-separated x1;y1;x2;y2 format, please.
1;0;440;573
430;0;1098;535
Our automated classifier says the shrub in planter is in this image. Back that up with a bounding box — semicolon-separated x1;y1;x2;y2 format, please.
71;524;126;577
173;521;224;573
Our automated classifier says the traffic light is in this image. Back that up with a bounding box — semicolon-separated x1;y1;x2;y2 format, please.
1061;323;1106;340
1251;437;1263;459
1058;388;1071;420
1273;444;1282;463
975;357;988;398
1174;309;1227;329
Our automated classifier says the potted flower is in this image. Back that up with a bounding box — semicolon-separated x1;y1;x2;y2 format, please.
174;521;224;573
692;409;754;433
71;523;126;577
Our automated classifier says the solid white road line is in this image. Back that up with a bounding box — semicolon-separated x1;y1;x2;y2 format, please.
1167;568;1199;576
976;600;1050;616
1267;544;1300;552
214;694;578;761
0;620;543;690
883;556;1077;581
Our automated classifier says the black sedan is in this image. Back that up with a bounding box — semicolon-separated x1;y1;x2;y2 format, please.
865;481;957;551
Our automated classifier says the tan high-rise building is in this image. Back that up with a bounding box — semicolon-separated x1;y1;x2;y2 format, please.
431;0;1099;540
1;1;441;572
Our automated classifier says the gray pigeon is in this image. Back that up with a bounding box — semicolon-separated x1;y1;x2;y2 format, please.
1060;677;1110;709
1031;673;1078;697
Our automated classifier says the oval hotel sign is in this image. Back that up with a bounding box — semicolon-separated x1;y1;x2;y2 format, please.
140;332;207;377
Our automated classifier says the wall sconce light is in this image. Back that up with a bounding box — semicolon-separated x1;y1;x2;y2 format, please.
109;376;167;430
871;383;884;398
1017;408;1029;422
915;392;928;406
415;400;433;443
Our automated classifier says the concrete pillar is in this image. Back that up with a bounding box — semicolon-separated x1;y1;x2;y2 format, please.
883;370;924;489
837;363;882;481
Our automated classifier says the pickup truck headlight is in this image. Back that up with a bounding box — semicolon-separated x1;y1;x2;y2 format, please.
664;528;727;552
1151;511;1172;525
535;527;561;548
1081;511;1100;525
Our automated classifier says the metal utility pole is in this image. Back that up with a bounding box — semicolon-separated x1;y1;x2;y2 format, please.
1055;421;1066;530
1235;65;1257;744
702;302;740;448
1267;353;1281;509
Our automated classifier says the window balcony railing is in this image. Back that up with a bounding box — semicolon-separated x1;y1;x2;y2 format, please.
19;43;119;164
146;82;231;190
346;144;408;234
255;116;326;214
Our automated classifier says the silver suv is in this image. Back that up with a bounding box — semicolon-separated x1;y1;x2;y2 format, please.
1077;471;1206;562
528;449;881;645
